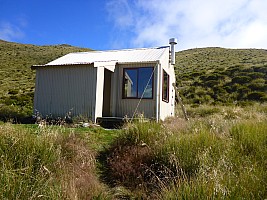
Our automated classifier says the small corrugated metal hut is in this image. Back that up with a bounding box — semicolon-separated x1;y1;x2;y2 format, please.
32;39;177;122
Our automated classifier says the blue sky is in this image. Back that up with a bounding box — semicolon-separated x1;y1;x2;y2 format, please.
1;0;267;51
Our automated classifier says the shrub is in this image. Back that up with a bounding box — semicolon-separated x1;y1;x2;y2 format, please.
253;66;267;74
0;105;32;123
8;89;19;95
247;92;267;102
204;80;220;87
247;72;266;79
232;76;252;84
247;78;266;91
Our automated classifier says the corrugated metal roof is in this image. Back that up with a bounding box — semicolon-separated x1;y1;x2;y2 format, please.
44;47;169;66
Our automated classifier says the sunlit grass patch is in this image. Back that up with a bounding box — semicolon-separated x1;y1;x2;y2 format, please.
0;123;112;199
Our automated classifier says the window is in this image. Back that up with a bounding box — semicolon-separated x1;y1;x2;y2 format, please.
123;67;154;99
162;69;169;102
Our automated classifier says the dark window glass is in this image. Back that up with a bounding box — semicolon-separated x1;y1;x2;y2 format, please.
162;70;169;102
123;67;154;99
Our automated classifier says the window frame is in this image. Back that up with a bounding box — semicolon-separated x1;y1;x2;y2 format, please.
122;67;154;99
162;69;169;103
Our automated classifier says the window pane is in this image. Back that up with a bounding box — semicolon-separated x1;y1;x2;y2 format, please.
124;69;137;98
138;68;153;98
163;70;169;102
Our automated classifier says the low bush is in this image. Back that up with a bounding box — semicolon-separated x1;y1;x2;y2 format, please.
232;76;252;84
0;105;33;123
247;91;267;102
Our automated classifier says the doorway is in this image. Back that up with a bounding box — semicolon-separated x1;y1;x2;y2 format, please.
102;69;112;117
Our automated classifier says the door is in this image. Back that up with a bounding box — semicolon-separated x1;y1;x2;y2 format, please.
102;69;112;116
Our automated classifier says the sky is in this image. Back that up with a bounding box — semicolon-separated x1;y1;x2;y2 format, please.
0;0;267;51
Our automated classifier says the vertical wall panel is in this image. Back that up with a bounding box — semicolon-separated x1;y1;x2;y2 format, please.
34;65;97;120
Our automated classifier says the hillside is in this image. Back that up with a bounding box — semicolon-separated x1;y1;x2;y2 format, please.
0;40;91;121
175;47;267;105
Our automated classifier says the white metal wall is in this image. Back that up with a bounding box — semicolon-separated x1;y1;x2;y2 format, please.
159;48;176;120
111;63;157;119
34;65;97;120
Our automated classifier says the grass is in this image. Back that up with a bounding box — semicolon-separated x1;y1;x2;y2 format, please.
0;123;113;199
158;120;267;199
0;104;266;199
99;104;267;199
175;47;267;104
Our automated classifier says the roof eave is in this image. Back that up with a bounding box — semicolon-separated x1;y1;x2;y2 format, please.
31;60;160;70
118;60;160;65
31;62;94;69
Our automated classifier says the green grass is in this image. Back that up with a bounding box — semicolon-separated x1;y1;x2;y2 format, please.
175;47;267;104
0;123;63;199
1;105;266;199
159;120;267;199
0;123;114;199
99;104;267;199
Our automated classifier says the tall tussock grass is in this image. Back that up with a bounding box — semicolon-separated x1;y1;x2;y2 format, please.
102;105;267;199
1;104;266;199
0;123;62;199
0;123;108;199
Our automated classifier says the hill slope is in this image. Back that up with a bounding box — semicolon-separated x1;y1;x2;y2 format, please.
175;47;267;104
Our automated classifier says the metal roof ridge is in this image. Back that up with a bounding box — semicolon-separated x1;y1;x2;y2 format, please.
69;46;167;54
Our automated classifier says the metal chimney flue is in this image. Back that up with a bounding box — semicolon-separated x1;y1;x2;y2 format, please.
169;38;177;65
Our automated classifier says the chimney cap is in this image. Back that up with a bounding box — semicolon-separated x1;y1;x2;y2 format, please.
169;38;177;45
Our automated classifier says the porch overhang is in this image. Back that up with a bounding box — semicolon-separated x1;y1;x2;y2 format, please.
94;60;117;72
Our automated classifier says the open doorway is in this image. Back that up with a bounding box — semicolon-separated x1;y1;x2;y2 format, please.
102;69;112;117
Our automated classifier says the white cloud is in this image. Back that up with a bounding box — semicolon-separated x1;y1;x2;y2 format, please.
0;21;25;41
106;0;135;29
107;0;267;50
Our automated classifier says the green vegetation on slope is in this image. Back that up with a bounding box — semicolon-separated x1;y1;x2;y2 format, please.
1;104;267;199
175;47;267;105
0;40;90;122
99;104;267;199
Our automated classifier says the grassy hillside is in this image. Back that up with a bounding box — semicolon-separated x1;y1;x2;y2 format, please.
0;40;90;122
175;47;267;105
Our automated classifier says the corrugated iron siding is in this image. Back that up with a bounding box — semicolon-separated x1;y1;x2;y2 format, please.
34;65;97;119
111;63;157;119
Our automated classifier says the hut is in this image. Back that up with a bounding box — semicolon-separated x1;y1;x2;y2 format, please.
31;38;177;122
